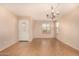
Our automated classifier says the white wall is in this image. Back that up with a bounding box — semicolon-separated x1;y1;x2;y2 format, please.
57;6;79;50
33;20;54;38
0;6;17;51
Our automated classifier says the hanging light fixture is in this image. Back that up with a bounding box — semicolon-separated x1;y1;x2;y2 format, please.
46;6;59;39
46;6;59;22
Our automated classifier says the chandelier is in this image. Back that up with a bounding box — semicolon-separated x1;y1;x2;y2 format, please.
46;6;59;38
46;6;59;22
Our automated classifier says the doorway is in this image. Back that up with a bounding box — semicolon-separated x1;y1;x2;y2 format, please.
18;19;29;41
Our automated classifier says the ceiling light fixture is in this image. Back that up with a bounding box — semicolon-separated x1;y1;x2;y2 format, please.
46;6;59;39
46;6;59;22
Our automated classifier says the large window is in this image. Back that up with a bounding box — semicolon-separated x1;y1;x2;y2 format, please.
42;23;51;33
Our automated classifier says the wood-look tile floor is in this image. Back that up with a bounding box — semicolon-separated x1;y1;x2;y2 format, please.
0;38;79;56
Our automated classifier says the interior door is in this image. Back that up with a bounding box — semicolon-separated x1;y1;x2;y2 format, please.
18;19;29;41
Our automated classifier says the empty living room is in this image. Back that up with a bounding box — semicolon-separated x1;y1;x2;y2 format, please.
0;3;79;56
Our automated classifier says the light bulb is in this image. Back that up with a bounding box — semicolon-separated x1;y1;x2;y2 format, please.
56;11;60;15
52;10;54;13
53;13;56;16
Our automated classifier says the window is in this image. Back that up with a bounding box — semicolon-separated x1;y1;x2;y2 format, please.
42;23;51;33
56;21;59;33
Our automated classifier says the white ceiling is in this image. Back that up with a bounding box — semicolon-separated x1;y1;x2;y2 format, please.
0;3;78;20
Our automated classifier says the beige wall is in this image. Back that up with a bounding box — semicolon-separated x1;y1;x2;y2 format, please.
33;20;54;38
57;6;79;50
0;6;17;51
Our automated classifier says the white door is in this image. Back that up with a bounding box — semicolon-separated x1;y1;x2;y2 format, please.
18;19;29;41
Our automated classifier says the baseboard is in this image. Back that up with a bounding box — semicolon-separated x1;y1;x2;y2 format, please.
57;39;79;54
0;40;18;52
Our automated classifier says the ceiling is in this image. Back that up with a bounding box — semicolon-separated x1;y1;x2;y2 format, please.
0;3;78;20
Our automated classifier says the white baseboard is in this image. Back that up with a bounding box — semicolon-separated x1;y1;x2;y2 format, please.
0;40;18;52
57;38;79;51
